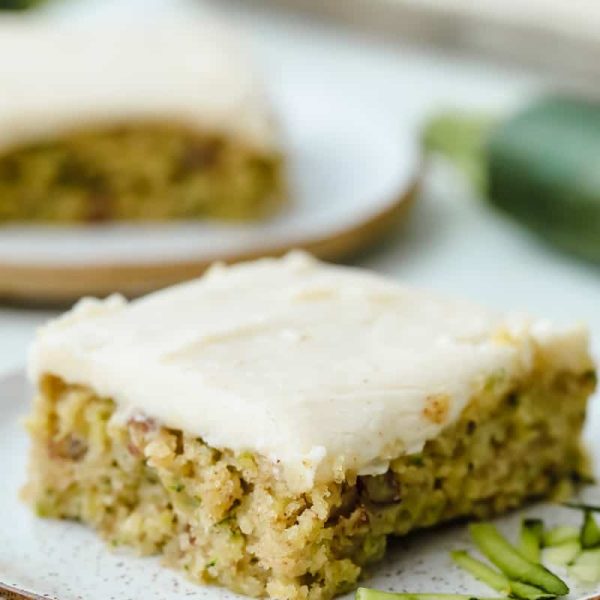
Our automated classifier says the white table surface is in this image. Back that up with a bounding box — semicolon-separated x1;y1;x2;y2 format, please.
1;0;599;422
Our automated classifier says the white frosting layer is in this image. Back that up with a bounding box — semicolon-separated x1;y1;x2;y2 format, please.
0;16;277;152
29;252;592;492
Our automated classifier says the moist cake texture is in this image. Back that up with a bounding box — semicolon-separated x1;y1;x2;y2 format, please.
25;252;596;599
0;18;283;222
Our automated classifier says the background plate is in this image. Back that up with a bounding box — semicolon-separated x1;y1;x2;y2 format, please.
1;372;599;600
0;57;417;302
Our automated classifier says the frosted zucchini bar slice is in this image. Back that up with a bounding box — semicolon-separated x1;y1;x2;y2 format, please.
0;18;283;222
24;252;595;600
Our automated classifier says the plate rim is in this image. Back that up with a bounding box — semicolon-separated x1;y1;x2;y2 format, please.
0;178;419;303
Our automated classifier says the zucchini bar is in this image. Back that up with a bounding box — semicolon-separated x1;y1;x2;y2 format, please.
25;252;596;599
0;19;283;222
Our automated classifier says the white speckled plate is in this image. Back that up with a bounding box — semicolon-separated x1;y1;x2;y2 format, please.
1;372;599;600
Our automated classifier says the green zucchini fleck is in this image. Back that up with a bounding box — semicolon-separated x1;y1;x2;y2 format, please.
563;501;600;513
519;519;544;563
469;524;569;596
543;541;581;567
581;510;600;549
451;550;552;600
542;526;579;548
568;549;600;584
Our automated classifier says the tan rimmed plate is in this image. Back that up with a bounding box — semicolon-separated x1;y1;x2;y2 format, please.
0;72;419;304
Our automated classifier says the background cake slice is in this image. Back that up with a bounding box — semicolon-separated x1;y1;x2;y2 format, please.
0;17;283;222
24;252;596;599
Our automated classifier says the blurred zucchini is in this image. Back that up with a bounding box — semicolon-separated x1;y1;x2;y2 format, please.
421;111;495;194
0;0;46;9
423;97;600;262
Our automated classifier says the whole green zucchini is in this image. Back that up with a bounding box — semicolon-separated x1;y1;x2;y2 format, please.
423;97;600;262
